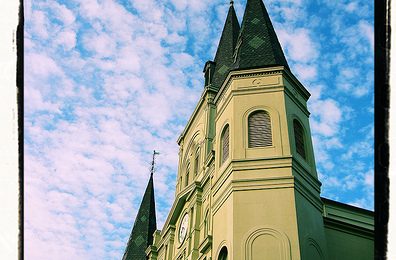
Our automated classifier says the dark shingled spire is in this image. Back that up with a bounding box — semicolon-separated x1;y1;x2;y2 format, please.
211;1;240;90
233;0;290;70
122;173;157;260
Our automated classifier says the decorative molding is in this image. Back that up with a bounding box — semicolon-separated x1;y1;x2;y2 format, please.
243;227;292;260
199;235;213;253
215;240;229;260
323;217;374;239
214;68;285;105
304;237;325;260
284;87;310;117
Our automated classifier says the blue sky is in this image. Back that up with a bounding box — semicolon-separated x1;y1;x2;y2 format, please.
25;0;373;259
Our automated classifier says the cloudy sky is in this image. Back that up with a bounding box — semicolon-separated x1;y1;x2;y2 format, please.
24;0;373;259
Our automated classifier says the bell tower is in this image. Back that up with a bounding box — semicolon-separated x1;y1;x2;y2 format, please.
142;1;334;259
210;0;328;259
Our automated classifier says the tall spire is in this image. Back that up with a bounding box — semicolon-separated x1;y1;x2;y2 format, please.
233;0;290;70
211;1;240;90
122;151;158;260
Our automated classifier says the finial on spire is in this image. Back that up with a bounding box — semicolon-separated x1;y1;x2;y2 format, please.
150;150;160;176
230;0;234;7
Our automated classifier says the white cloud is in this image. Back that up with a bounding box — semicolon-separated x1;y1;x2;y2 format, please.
49;2;76;26
24;87;61;113
30;10;49;39
82;32;117;58
310;99;342;137
364;169;374;186
345;2;358;13
278;28;319;63
341;140;373;161
294;63;317;81
359;20;374;51
26;52;63;78
55;30;77;50
171;52;194;68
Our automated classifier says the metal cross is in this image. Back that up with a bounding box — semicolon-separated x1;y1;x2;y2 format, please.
150;150;160;176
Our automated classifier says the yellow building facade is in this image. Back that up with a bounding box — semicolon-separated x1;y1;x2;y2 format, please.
123;1;374;259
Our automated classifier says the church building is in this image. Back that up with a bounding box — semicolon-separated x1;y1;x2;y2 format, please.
122;0;374;259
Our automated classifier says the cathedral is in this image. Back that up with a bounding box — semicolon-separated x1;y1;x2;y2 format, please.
122;0;374;259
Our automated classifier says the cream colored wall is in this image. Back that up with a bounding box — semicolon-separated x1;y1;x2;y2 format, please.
210;67;326;260
232;187;300;259
212;190;234;259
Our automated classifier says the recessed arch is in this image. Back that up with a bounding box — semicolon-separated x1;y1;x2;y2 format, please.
182;130;202;167
180;130;203;189
303;237;325;260
244;227;291;260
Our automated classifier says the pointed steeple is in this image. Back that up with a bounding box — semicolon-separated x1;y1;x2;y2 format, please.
211;1;240;90
122;165;157;259
234;0;290;70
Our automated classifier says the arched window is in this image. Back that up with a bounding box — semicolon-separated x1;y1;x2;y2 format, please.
185;161;190;187
218;247;228;260
194;147;200;176
293;119;306;159
248;110;272;148
221;125;230;164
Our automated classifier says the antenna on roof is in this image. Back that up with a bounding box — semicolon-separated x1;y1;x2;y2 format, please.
150;150;160;176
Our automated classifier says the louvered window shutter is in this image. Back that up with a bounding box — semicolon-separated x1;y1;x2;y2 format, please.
221;125;230;164
293;120;306;159
248;111;272;148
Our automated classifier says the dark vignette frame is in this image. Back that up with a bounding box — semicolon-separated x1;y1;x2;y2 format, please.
17;0;24;259
15;0;389;259
374;0;390;259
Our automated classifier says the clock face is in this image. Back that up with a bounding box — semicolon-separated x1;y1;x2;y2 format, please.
178;213;189;244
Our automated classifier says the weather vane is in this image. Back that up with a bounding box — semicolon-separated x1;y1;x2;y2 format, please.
150;150;160;176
